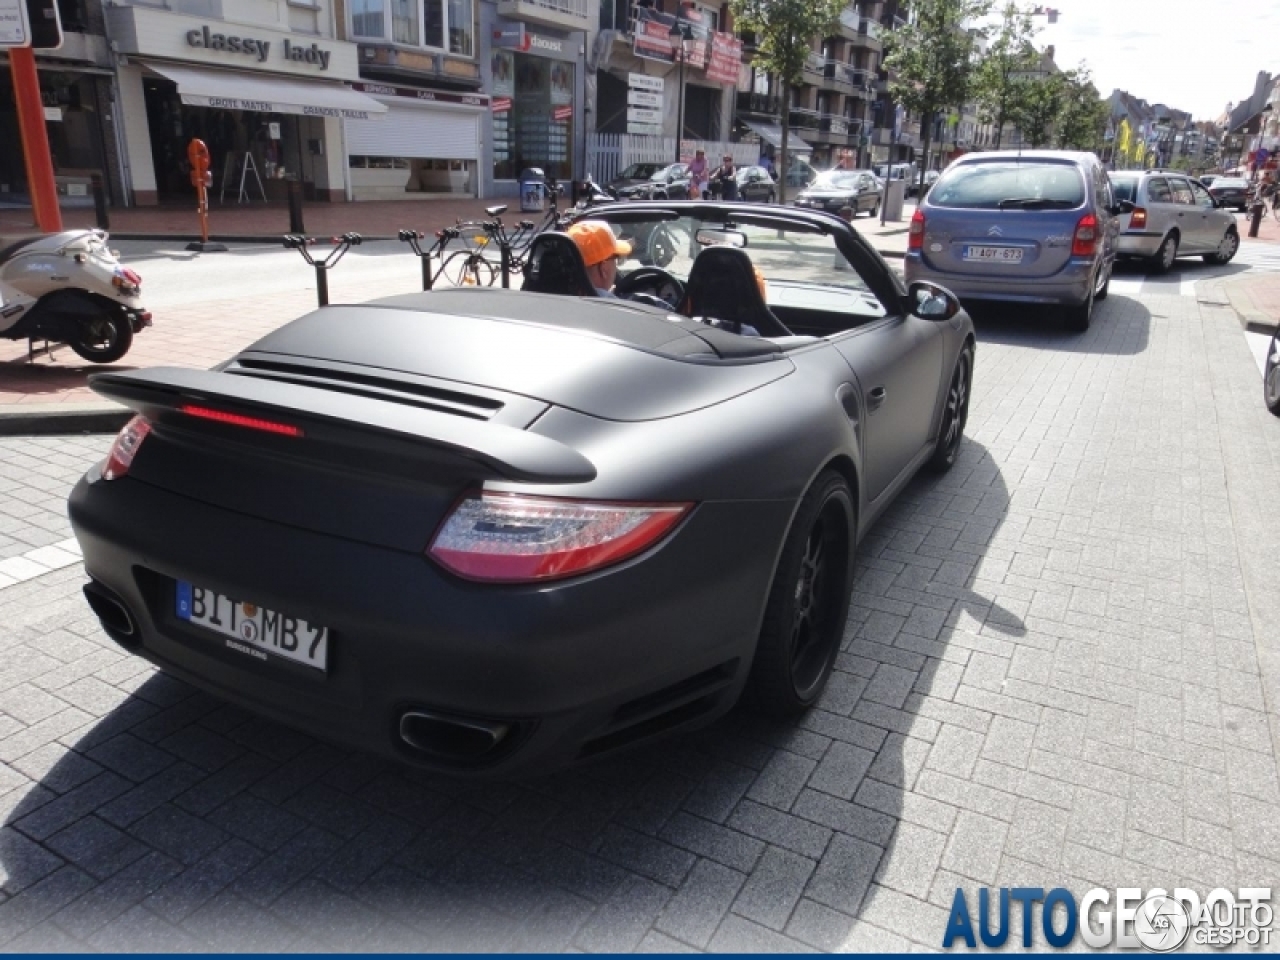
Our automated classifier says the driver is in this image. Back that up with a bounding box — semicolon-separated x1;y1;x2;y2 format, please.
566;221;632;297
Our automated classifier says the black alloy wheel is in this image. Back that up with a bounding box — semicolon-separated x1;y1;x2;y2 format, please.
1265;328;1280;417
749;471;855;715
928;345;972;471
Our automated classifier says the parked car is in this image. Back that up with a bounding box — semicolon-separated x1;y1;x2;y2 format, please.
69;198;975;778
735;165;777;202
904;150;1121;332
785;156;818;189
1266;326;1280;417
793;169;883;217
1198;175;1219;188
609;162;692;200
1206;177;1249;212
909;169;941;197
1108;170;1240;271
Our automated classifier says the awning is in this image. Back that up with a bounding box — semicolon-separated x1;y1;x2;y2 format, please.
740;119;812;155
146;63;388;121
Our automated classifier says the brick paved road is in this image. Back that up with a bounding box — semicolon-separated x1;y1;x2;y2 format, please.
0;280;1278;951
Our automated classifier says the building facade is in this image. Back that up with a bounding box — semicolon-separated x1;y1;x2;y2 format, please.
0;0;127;208
106;0;375;206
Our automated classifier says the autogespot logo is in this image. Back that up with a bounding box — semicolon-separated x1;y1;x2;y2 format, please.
942;887;1273;951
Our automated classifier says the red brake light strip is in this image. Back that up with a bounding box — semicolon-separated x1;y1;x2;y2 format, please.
179;404;304;437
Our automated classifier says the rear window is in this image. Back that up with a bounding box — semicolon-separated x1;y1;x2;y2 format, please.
1213;178;1247;189
930;161;1085;209
1110;177;1137;202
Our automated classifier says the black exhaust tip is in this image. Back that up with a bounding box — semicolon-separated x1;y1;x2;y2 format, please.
82;582;137;642
399;710;511;762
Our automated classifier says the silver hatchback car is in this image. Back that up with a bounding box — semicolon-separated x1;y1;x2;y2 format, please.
904;151;1121;332
1108;171;1240;273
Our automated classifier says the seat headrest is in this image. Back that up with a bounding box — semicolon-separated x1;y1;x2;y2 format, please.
682;245;791;338
520;232;599;298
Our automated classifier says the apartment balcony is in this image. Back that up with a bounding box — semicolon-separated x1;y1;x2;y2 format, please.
836;8;883;48
821;61;872;96
802;51;826;81
497;0;591;32
737;92;782;118
789;108;821;132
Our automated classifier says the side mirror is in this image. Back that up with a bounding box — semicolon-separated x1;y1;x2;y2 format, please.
1111;199;1135;215
907;281;960;321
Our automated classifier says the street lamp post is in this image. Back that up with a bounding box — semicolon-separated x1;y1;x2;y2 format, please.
669;20;692;164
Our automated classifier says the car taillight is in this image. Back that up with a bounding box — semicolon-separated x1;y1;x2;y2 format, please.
1128;206;1147;229
102;415;152;480
908;208;925;251
1071;213;1098;257
429;491;693;583
178;404;305;437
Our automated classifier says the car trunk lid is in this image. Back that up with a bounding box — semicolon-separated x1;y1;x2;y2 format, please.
919;205;1083;278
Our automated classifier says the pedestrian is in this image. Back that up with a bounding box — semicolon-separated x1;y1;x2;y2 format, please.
709;154;738;201
688;148;708;199
758;149;775;179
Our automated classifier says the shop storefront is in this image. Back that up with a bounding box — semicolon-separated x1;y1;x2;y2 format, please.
344;84;487;200
105;5;380;205
0;61;117;206
482;16;584;196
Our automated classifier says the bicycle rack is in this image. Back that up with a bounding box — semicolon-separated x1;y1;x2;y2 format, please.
399;228;461;290
283;233;362;306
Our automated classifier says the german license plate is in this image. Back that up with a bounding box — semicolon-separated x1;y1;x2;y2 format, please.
176;581;328;671
964;245;1023;262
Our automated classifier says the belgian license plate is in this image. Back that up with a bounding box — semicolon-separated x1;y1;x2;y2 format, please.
964;245;1023;262
176;582;328;671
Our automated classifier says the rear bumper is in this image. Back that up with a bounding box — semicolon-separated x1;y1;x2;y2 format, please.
903;254;1096;306
1116;233;1164;258
68;470;791;778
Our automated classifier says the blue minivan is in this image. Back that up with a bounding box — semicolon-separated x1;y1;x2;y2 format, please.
903;151;1123;332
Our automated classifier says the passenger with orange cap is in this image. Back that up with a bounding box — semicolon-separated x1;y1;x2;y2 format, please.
566;220;632;297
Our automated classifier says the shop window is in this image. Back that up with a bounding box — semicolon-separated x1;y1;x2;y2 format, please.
352;0;386;37
350;156;412;168
448;0;473;55
392;0;420;44
351;0;472;55
493;53;573;182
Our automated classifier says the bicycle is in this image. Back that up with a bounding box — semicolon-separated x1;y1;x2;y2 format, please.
440;226;497;287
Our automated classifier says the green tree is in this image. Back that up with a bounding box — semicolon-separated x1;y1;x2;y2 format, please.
730;0;845;203
882;0;991;195
972;2;1039;150
1054;64;1108;151
1016;71;1064;147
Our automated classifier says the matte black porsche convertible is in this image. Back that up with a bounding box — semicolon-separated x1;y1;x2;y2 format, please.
68;200;975;777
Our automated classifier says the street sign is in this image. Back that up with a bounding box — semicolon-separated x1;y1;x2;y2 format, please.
0;0;31;47
24;0;61;49
627;89;662;108
628;123;662;136
627;105;662;126
628;73;663;94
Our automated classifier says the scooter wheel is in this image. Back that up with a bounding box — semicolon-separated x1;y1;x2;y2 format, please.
69;312;134;364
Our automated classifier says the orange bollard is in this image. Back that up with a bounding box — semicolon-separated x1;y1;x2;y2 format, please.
185;139;225;252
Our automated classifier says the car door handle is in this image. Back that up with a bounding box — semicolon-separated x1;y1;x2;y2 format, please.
868;386;887;410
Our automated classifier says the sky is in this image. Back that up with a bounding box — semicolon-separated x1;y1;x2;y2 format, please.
985;0;1278;121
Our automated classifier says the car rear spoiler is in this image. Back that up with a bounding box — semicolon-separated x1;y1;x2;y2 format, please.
89;367;596;484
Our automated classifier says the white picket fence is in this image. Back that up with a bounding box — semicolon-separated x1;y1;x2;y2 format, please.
587;133;760;183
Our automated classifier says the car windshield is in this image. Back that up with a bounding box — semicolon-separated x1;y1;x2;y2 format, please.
650;164;686;181
931;161;1085;209
811;171;862;189
595;210;889;323
618;163;661;180
1110;177;1137;202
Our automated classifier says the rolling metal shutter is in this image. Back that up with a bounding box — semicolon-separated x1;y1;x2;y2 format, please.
346;103;479;159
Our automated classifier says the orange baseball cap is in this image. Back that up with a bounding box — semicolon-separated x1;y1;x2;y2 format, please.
566;221;632;267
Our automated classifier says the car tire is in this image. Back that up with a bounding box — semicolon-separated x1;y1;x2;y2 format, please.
767;191;775;204
747;470;855;717
1094;261;1111;301
1203;228;1239;265
1149;233;1178;274
1266;329;1280;417
928;344;973;472
1064;284;1094;333
870;203;880;219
